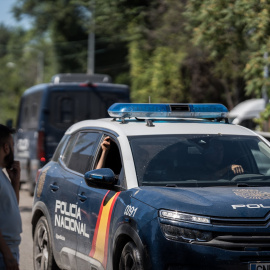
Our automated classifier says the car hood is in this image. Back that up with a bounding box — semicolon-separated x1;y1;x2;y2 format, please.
132;186;270;218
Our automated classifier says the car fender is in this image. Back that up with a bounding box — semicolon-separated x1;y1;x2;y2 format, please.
31;200;62;267
112;223;151;270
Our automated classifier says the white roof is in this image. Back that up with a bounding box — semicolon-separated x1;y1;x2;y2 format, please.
64;117;264;189
65;118;257;137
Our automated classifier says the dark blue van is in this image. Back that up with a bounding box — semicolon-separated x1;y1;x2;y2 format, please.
15;74;130;195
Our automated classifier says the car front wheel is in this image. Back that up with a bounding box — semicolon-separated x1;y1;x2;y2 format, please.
33;216;59;270
119;241;144;270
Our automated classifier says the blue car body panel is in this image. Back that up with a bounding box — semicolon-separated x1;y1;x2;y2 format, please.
32;103;270;270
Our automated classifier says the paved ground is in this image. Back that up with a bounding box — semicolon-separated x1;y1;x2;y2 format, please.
19;184;34;270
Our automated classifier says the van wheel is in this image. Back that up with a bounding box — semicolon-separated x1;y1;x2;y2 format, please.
33;216;59;270
119;242;144;270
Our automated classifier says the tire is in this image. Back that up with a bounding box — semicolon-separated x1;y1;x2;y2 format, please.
33;216;59;270
119;242;144;270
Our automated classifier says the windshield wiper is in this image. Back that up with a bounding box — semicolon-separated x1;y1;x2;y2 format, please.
237;183;250;187
166;184;178;187
231;174;266;182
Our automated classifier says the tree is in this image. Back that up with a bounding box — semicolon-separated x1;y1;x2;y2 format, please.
185;0;270;111
13;0;89;72
0;22;57;124
87;0;233;104
0;25;25;123
90;0;190;103
12;0;270;114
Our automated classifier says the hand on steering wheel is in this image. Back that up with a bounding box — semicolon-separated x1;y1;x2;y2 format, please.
231;164;244;175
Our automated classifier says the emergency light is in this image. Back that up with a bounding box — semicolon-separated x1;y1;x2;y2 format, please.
108;103;228;119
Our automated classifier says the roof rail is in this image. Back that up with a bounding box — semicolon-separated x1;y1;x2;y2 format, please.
51;73;112;84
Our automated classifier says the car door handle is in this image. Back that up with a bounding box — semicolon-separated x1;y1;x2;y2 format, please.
50;183;59;192
78;193;87;202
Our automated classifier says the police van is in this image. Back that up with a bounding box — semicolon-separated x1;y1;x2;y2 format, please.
33;103;270;270
15;74;130;195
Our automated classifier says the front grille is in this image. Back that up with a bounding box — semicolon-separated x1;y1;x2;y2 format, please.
211;217;270;227
212;219;270;226
197;234;270;251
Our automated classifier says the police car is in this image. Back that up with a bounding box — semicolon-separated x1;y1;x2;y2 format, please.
32;103;270;270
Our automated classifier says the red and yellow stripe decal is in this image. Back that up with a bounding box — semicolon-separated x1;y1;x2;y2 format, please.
89;191;120;268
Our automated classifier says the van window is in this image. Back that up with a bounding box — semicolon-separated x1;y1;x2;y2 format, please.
18;91;43;129
23;106;29;124
60;97;74;124
90;91;129;119
32;103;38;117
49;90;89;130
47;85;129;131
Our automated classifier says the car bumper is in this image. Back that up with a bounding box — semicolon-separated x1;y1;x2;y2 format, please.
142;219;270;270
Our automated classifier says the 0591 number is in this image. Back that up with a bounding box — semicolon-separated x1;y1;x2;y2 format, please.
124;205;138;217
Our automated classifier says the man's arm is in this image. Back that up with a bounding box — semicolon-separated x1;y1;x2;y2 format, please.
0;230;19;270
216;164;244;178
96;137;111;169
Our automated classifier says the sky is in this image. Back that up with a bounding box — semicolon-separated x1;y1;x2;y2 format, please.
0;0;31;29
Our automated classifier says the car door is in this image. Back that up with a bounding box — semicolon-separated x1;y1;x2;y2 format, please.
51;131;101;269
76;134;123;270
44;132;81;270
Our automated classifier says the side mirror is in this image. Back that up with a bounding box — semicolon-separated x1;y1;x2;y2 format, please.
84;168;116;189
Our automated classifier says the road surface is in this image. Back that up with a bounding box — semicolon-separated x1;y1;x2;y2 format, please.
19;184;34;270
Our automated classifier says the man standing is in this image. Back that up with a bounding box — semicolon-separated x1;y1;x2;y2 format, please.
0;124;22;270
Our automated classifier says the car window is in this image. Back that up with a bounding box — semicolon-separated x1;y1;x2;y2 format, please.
95;135;122;176
61;133;79;165
129;134;270;187
52;135;68;161
66;132;101;174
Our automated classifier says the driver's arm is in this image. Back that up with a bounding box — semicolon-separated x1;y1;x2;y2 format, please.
216;164;244;177
96;136;111;169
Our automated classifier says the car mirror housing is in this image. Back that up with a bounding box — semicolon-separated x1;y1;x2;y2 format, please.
84;168;116;188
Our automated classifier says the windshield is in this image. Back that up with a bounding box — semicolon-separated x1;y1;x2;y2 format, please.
129;134;270;187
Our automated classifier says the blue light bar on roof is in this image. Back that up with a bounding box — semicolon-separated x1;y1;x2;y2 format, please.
108;103;228;119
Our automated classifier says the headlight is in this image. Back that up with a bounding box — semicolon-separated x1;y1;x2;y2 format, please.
159;210;211;224
160;224;213;243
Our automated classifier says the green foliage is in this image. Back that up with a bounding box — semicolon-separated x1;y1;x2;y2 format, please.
0;25;27;124
186;0;270;128
13;0;89;72
0;24;56;124
254;103;270;131
130;41;185;102
90;0;189;103
2;0;270;129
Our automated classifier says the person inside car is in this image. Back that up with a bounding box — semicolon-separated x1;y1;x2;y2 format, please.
203;139;244;180
95;136;122;177
96;136;111;170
